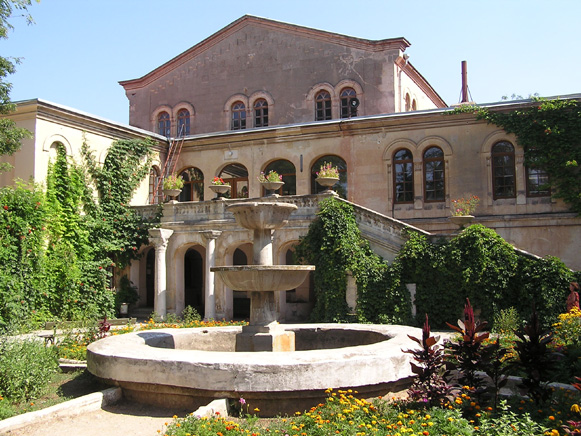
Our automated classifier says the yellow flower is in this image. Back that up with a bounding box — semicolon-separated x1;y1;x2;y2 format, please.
571;404;580;414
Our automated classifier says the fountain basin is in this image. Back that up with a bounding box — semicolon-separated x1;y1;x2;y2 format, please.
226;202;297;229
87;324;417;417
211;265;314;291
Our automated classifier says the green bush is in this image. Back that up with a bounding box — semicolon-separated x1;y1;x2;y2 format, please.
0;339;58;401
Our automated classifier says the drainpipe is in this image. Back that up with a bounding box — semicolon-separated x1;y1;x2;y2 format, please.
461;61;469;103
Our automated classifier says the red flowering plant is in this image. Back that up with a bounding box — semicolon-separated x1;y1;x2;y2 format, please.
451;194;479;216
257;170;282;183
211;177;230;186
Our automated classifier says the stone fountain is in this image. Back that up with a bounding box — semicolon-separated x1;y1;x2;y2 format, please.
211;201;314;352
87;197;417;417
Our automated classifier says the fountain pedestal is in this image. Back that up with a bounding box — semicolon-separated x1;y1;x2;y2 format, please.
211;201;315;352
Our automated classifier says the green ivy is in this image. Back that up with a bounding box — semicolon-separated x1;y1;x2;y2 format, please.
398;225;577;329
295;197;410;324
448;98;581;214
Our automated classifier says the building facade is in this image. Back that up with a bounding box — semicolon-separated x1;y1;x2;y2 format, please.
1;16;579;321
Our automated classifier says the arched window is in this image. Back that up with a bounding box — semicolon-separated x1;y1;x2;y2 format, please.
492;141;516;199
315;91;332;121
423;146;445;202
148;166;162;204
254;99;269;128
405;94;411;112
411;99;417;111
231;102;246;130
340;88;357;118
177;109;190;136
157;112;171;137
262;160;296;196
178;167;204;202
393;149;414;203
311;155;347;198
219;163;249;199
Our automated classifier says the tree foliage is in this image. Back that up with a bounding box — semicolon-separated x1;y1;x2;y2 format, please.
0;0;38;173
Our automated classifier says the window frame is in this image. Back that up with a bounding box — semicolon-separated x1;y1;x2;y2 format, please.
177;109;190;136
157;111;171;137
393;148;414;204
423;146;445;202
340;88;357;119
315;91;332;121
231;102;247;130
526;166;550;197
253;99;269;128
491;141;516;199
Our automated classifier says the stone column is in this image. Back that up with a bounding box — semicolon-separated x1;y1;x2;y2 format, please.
202;230;222;320
148;228;174;319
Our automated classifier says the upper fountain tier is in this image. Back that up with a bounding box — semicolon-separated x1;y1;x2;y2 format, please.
226;202;298;230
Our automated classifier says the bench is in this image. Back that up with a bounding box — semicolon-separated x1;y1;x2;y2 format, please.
38;318;137;345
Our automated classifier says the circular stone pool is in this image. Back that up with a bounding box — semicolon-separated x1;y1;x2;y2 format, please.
87;323;418;417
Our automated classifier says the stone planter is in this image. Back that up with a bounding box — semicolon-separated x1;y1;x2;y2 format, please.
316;177;339;193
163;188;181;203
261;181;284;196
450;215;475;229
209;184;231;200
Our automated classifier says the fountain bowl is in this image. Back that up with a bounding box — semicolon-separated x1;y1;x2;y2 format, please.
211;265;314;292
227;202;298;230
87;324;417;417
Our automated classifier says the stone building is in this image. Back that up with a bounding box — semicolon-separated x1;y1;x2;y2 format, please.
1;16;579;321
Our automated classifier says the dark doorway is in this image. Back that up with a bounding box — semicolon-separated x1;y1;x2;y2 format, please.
232;248;250;320
146;248;155;307
184;248;204;315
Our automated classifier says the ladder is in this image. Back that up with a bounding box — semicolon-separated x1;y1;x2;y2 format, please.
153;124;186;203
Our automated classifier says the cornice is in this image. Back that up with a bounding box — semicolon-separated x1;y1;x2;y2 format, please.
119;15;410;91
396;56;446;107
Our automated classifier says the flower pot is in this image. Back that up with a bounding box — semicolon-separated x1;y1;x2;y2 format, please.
209;184;231;200
163;188;182;203
261;181;284;196
119;302;129;316
450;215;475;229
316;177;339;194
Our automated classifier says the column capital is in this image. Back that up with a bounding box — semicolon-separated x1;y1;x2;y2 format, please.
201;230;222;241
149;228;174;249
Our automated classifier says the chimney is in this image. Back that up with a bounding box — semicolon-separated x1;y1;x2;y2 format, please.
461;60;469;103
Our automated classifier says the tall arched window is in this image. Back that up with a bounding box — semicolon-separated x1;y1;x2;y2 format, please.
393;149;414;203
231;102;246;130
404;94;411;111
178;167;204;202
219;163;249;198
254;99;269;127
340;87;357;118
148;166;162;204
262;160;296;196
423;146;445;202
177;109;190;136
492;141;516;199
315;91;332;121
157;112;171;136
311;155;347;198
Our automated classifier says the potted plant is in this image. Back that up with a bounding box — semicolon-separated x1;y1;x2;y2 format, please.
209;176;231;200
257;170;284;195
315;162;340;191
450;194;479;229
162;173;184;202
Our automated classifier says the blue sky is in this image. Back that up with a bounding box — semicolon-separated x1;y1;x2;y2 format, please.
3;0;580;125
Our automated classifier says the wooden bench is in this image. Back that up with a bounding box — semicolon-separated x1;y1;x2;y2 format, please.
38;318;137;345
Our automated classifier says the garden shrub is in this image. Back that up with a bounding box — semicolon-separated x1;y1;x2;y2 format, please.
0;338;58;401
295;197;410;323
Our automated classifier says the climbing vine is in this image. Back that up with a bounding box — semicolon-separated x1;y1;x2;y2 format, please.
294;197;410;324
449;98;581;214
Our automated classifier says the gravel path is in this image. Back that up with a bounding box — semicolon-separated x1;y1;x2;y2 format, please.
2;401;189;436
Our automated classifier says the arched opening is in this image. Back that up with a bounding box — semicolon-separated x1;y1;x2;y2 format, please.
179;167;204;202
262;159;296;196
311;155;347;198
232;247;250;320
146;248;155;308
184;247;204;315
219;163;249;199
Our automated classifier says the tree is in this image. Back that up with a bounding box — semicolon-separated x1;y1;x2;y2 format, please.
0;0;38;173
